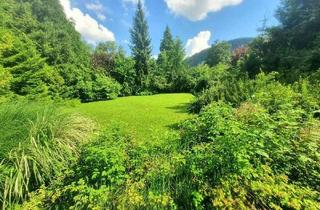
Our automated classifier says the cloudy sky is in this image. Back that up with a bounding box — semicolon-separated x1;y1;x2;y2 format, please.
59;0;280;57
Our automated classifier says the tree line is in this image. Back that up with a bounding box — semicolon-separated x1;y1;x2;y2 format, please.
0;0;187;102
1;0;319;103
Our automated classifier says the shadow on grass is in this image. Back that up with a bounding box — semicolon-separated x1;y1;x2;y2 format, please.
166;122;182;131
165;103;191;114
165;103;193;131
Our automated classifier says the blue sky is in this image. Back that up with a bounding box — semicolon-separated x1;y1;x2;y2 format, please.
60;0;280;56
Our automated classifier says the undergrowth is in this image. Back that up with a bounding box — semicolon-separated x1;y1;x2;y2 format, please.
0;102;94;209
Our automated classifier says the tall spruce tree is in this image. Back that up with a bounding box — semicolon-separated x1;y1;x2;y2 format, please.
157;26;174;78
130;0;152;91
157;26;185;85
159;26;174;52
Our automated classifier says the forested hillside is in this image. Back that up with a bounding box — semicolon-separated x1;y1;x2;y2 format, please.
0;0;319;209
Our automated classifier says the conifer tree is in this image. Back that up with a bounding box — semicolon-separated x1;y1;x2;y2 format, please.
171;38;185;76
157;26;185;85
160;26;174;52
0;65;11;96
130;0;152;91
157;26;174;78
0;29;63;96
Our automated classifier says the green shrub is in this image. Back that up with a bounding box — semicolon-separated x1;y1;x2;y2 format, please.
0;29;65;99
19;83;320;209
24;129;181;209
190;65;248;112
177;101;320;209
191;72;320;113
93;75;121;101
77;75;121;102
149;74;171;93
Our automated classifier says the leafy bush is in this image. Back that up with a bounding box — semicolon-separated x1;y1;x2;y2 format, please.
77;75;121;102
178;101;320;209
24;129;181;209
18;75;320;209
206;41;232;67
190;64;248;112
191;72;320;113
93;75;121;101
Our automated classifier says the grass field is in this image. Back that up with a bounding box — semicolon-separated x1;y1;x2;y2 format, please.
75;93;194;142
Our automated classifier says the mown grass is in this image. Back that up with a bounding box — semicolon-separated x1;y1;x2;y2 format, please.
75;93;194;142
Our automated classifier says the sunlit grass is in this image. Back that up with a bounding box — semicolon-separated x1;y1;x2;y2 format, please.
75;93;194;142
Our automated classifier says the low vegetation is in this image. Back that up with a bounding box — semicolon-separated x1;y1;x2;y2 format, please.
19;75;320;209
0;102;94;208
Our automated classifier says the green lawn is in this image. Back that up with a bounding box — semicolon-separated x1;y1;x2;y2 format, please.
75;93;194;142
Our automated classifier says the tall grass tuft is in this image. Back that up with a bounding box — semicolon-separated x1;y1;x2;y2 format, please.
0;102;94;209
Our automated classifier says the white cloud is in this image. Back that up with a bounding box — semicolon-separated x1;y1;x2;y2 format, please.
185;31;211;57
59;0;115;44
165;0;243;21
86;1;106;21
97;13;106;21
86;2;104;12
123;0;145;4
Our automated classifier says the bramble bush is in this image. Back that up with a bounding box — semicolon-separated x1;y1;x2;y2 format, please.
178;100;320;209
191;71;320;113
24;129;181;209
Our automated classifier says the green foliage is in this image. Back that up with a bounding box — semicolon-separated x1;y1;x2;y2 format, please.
191;71;320;113
24;129;180;209
19;90;320;209
186;38;253;67
93;75;121;101
91;42;118;75
0;102;44;159
190;64;248;112
77;75;121;102
115;56;137;96
130;0;152;92
0;0;117;101
159;26;174;52
206;41;232;67
0;65;12;96
0;0;319;209
241;0;320;81
178;100;320;209
0;29;64;98
154;27;187;93
91;42;138;96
